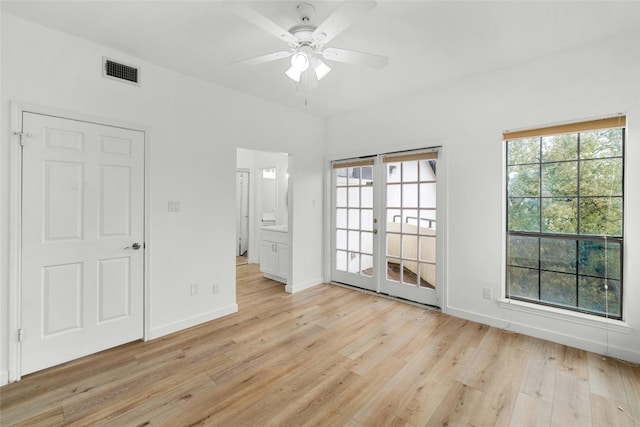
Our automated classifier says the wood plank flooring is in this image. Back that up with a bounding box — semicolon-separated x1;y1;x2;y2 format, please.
1;263;639;426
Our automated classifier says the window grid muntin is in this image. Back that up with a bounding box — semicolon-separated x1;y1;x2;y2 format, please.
506;128;624;319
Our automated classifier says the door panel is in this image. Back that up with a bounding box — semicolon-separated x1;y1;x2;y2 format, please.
98;257;132;322
44;161;84;240
331;159;377;291
381;155;438;305
43;263;82;335
21;112;144;375
99;165;132;236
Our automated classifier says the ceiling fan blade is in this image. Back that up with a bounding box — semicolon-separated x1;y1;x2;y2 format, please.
322;48;388;70
224;0;298;45
312;1;377;45
230;51;292;66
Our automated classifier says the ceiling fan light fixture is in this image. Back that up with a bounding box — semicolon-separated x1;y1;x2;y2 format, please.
311;57;331;80
290;51;309;72
285;65;302;82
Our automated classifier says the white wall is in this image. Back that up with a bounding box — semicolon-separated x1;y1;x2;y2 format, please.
325;29;640;363
237;148;289;264
0;14;324;383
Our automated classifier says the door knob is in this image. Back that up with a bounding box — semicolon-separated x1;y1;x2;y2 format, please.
125;242;142;250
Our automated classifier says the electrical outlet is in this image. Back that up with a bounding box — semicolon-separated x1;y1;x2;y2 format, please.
483;287;492;300
190;283;198;296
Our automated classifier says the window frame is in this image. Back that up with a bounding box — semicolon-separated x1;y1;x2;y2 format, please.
503;116;625;320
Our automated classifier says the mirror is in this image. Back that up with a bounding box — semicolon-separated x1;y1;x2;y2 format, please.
261;168;277;225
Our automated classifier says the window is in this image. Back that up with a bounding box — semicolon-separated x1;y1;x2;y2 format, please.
504;116;625;319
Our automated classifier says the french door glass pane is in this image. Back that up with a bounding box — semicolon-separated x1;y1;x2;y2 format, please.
387;259;400;282
387;209;401;227
420;183;436;208
348;253;360;273
336;187;347;207
336;230;347;250
387;162;401;183
419;236;436;262
348;187;360;207
336;250;347;271
336;168;348;185
361;209;373;231
402;183;418;208
361;186;373;207
348;209;360;229
361;232;373;254
420;264;436;288
402;260;418;285
419;209;436;230
387;184;401;207
402;209;418;233
361;255;373;276
336;208;347;229
402;235;418;260
348;230;360;252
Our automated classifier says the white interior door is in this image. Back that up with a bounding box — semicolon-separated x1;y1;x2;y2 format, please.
331;151;441;307
20;112;145;375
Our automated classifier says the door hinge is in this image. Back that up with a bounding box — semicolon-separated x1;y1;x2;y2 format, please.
13;132;34;146
18;329;24;342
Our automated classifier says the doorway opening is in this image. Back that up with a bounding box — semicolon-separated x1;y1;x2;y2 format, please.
236;148;289;273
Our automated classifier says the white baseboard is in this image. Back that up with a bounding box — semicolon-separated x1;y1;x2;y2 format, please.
286;277;324;294
146;304;238;340
445;305;640;364
1;370;9;386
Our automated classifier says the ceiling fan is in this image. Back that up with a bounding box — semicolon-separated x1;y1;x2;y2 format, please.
226;0;388;88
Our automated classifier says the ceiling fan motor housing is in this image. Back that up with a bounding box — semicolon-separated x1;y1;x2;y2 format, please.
290;26;315;46
296;3;315;22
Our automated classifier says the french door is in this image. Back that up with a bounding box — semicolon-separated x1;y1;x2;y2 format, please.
331;150;441;307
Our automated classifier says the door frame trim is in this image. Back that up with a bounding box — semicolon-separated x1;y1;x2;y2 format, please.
7;102;151;382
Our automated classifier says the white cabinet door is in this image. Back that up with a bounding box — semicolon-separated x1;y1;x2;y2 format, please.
275;243;289;280
20;112;145;375
260;241;276;275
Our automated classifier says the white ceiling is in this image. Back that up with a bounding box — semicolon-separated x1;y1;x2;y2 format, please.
2;1;639;117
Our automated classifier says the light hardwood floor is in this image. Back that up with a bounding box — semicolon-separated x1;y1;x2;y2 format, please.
1;263;639;426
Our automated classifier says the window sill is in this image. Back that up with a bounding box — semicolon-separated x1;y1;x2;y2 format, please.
497;299;633;334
